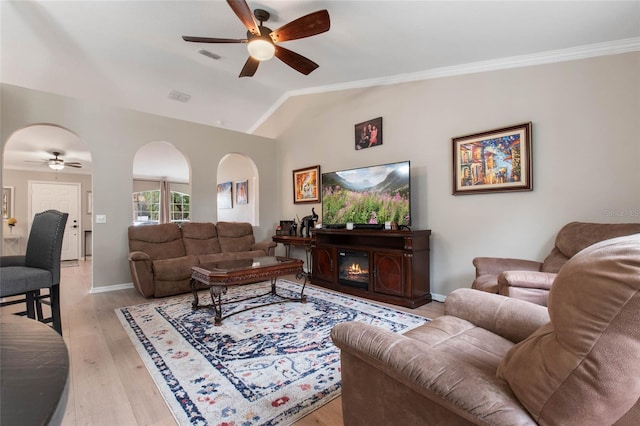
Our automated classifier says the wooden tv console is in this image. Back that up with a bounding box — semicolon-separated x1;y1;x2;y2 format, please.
311;228;431;308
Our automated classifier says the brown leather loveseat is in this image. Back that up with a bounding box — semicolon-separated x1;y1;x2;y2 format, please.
332;234;640;425
127;221;276;297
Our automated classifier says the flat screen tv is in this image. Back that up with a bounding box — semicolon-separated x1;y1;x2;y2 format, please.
321;161;411;228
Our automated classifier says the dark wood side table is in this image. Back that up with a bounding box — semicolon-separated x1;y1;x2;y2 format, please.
0;315;70;425
272;235;313;276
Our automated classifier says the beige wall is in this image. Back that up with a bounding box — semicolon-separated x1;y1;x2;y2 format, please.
1;84;279;290
258;52;640;299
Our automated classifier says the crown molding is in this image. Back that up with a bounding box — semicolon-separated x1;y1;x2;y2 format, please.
249;37;640;134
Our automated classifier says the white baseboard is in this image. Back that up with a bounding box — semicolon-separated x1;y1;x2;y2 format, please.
90;282;134;294
431;293;446;303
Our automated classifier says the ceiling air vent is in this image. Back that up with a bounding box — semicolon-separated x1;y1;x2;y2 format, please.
198;49;221;60
168;90;191;103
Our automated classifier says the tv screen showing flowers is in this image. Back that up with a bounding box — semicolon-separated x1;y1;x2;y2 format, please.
321;161;411;227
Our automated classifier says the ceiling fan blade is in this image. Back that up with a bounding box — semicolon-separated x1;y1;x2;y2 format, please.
65;163;83;168
239;56;260;78
182;36;246;44
227;0;260;36
269;10;330;43
274;45;319;75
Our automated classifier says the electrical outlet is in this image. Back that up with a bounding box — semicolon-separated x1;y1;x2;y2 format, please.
95;214;107;224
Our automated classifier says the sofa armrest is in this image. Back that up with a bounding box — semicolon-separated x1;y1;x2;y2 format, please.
473;257;542;276
127;251;154;297
0;255;26;267
444;288;549;343
331;322;534;425
498;270;557;290
252;240;277;256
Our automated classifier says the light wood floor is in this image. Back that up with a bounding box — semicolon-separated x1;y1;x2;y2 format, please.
2;260;444;425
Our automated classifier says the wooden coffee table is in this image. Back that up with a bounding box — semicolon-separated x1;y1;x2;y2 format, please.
190;256;306;325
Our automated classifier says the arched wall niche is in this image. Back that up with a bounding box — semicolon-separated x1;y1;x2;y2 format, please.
216;153;259;225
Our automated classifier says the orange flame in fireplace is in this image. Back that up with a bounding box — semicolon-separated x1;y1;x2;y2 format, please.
348;263;366;274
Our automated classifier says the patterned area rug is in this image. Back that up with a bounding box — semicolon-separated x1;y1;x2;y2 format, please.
116;280;429;426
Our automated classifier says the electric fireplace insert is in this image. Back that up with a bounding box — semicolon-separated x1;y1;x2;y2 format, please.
338;250;369;289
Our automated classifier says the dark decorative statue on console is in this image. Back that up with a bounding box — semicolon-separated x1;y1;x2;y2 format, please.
299;208;318;238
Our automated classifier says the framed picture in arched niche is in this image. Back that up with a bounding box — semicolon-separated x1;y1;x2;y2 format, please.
217;181;233;209
236;180;248;205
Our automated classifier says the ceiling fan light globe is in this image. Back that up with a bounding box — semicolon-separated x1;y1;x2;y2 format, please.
247;39;275;61
48;159;65;170
49;163;65;170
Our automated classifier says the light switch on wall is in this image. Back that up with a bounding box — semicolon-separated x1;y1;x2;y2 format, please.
95;214;107;224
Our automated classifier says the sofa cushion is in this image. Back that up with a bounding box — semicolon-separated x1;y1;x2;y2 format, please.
216;221;255;253
181;222;222;255
152;255;198;281
497;234;640;424
128;223;185;260
405;316;514;376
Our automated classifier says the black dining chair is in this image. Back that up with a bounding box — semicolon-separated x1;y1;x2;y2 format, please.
0;210;69;335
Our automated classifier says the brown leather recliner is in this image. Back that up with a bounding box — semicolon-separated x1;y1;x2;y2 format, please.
331;234;640;425
472;221;640;305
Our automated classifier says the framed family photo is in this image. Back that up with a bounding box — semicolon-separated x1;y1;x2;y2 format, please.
355;117;383;150
292;165;320;204
452;122;532;195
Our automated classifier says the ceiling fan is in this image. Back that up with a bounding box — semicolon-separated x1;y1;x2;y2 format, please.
25;152;83;170
182;0;330;77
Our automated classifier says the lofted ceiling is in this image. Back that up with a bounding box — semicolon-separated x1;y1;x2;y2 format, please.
2;1;640;180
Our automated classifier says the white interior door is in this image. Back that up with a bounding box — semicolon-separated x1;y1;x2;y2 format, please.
29;181;81;261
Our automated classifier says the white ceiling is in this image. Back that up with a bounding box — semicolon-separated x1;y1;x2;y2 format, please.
2;1;640;180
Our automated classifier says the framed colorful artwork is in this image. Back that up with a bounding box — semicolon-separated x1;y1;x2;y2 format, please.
217;181;233;209
292;165;320;204
355;117;383;150
452;122;532;195
236;180;248;205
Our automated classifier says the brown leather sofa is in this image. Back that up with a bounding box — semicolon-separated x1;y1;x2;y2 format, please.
332;233;640;425
472;221;640;305
127;221;276;297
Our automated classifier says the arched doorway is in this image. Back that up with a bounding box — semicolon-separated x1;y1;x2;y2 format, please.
2;124;93;261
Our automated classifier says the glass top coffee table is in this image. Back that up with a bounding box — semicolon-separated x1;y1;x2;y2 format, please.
190;256;306;325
